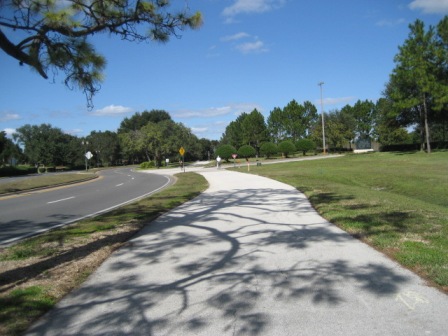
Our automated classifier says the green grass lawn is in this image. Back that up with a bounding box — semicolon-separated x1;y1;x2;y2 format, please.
248;151;448;291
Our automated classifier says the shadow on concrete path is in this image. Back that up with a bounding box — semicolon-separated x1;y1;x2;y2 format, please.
26;171;448;336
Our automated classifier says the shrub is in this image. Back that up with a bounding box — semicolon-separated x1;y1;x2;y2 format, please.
329;147;354;153
237;145;256;158
0;165;37;177
215;144;237;162
380;141;448;152
140;161;155;169
278;140;296;158
260;142;278;158
295;139;316;156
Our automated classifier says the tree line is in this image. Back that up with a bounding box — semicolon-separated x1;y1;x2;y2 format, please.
217;16;448;157
384;17;448;153
1;110;217;169
216;99;379;161
2;16;447;169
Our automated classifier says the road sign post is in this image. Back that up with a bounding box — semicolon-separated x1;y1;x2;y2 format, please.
85;151;93;171
179;147;185;172
232;154;237;168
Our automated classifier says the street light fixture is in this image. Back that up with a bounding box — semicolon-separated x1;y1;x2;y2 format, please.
318;82;326;155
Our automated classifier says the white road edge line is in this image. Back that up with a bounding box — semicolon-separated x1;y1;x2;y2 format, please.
116;183;124;187
47;196;75;204
1;175;172;247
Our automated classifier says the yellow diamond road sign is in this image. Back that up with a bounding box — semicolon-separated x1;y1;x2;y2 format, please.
179;147;185;156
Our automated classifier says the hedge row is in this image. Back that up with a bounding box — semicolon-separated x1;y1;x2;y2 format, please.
0;166;37;177
380;141;448;152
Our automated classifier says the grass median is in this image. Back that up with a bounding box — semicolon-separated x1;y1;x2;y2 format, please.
0;172;97;195
0;172;208;336
244;151;448;292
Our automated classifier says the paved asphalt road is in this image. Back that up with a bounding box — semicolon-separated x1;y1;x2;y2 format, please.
26;168;448;336
0;168;171;246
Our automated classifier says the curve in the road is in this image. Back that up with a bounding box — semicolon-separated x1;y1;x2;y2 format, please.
0;168;173;246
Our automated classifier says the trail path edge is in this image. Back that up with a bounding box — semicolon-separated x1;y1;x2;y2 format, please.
26;168;448;336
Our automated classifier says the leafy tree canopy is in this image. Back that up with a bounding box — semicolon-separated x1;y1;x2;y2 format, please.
295;139;315;156
87;130;120;166
215;144;236;162
267;100;318;143
13;123;78;166
260;142;278;159
0;131;23;165
220;112;248;148
0;0;202;106
278;140;295;158
323;112;346;149
0;131;7;154
237;145;256;158
119;118;201;164
387;17;448;152
118;110;172;133
241;109;267;151
350;100;377;138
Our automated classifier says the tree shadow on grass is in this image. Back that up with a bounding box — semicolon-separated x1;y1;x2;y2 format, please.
0;230;139;292
308;192;355;205
25;186;411;336
333;210;416;240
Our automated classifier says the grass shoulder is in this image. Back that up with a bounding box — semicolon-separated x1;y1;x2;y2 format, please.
0;172;98;195
0;172;208;336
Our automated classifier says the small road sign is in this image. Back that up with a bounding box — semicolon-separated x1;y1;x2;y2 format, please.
179;147;185;156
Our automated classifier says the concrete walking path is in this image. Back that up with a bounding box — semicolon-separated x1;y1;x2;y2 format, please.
27;169;448;335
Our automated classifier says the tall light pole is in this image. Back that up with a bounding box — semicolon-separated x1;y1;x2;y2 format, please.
81;140;89;171
318;82;326;155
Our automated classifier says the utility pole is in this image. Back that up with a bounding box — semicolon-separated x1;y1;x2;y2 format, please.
318;82;326;155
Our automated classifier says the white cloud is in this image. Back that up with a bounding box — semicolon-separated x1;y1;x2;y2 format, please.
236;40;268;54
173;103;263;119
191;127;209;134
409;0;448;14
221;32;269;54
376;18;406;27
91;105;134;116
314;96;356;107
221;32;251;42
231;103;264;115
3;128;16;137
0;113;20;122
173;106;232;118
191;120;242;140
223;0;285;17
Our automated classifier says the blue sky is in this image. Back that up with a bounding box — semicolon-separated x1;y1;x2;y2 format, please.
1;0;448;140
